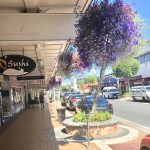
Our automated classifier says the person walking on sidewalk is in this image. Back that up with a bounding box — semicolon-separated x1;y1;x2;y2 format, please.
39;92;44;109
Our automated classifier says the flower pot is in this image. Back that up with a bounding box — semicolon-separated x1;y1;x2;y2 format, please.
56;107;66;122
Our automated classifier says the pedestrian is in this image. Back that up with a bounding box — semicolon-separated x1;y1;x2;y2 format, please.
39;92;44;109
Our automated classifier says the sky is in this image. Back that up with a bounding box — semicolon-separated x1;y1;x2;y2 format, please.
125;0;150;39
63;0;150;84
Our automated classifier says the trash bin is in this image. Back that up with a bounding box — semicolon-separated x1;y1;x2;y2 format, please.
56;107;66;122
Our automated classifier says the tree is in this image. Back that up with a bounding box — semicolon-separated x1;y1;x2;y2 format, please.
113;58;140;91
85;74;97;84
75;0;141;112
77;79;85;88
60;84;71;92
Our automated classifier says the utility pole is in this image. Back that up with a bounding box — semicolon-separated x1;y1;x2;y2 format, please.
86;107;91;150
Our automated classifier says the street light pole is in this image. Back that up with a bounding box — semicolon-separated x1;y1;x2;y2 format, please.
86;107;91;150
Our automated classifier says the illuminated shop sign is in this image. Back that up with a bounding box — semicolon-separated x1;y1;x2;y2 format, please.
0;55;36;76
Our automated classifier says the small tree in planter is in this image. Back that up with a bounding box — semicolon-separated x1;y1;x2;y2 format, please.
113;57;140;93
75;0;142;112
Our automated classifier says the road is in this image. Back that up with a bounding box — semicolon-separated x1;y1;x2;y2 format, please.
108;98;150;128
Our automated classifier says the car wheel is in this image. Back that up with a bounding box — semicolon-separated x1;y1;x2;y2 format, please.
74;107;77;113
116;95;118;99
140;146;150;150
132;96;136;102
142;97;146;102
108;95;110;99
61;102;66;106
70;106;74;111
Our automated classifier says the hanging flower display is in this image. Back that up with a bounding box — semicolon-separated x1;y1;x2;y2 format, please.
47;76;62;90
75;0;140;68
47;76;55;89
58;45;84;76
58;51;73;76
55;76;62;85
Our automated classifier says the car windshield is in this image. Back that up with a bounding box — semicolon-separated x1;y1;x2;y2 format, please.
65;93;72;96
110;89;118;92
97;96;108;105
65;92;80;96
86;97;93;104
72;96;83;99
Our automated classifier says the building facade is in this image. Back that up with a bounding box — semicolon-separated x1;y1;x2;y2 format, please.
135;50;150;85
119;50;150;94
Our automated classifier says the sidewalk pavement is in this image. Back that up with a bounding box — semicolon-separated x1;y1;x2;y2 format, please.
0;96;147;150
0;99;100;150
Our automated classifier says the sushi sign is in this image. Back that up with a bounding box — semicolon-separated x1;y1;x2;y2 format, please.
0;55;36;76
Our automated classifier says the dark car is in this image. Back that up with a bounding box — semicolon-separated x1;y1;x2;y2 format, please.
61;92;80;106
78;95;113;114
67;94;85;111
140;134;150;150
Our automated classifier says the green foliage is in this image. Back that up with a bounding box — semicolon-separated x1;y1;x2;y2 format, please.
131;59;140;75
113;58;140;78
89;111;112;122
55;68;71;78
73;111;112;123
77;79;85;88
85;74;97;83
73;111;86;122
60;84;71;92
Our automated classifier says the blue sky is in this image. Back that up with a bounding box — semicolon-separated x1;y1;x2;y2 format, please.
125;0;150;21
125;0;150;39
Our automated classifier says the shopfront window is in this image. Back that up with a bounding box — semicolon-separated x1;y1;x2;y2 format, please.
11;87;24;114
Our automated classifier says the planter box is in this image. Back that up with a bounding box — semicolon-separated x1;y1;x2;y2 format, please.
63;116;119;138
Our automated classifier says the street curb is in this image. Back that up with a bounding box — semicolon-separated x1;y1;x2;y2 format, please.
100;125;139;145
92;125;139;150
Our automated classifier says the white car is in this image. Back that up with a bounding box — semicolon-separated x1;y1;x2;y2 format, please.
130;86;150;101
102;87;119;99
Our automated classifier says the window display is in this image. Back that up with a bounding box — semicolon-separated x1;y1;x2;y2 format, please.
11;87;25;114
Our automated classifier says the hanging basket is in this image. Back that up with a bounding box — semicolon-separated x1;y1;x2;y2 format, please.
75;0;140;67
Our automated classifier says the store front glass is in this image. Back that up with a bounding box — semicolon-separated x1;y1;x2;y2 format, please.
11;87;25;115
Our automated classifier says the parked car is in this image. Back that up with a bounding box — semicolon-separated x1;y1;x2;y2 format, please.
60;91;66;97
61;92;80;106
77;95;113;114
140;134;150;150
130;86;150;102
102;86;119;99
67;94;85;111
